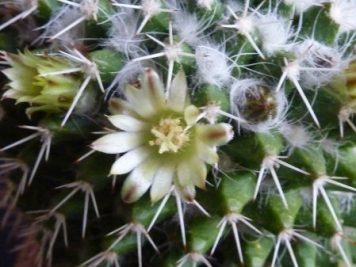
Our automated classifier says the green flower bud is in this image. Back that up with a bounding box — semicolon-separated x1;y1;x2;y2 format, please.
2;50;96;116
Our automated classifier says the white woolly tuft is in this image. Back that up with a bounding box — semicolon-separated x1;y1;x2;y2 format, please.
283;0;324;14
39;0;101;45
106;10;145;58
224;0;244;14
333;191;355;214
195;43;232;87
39;4;86;47
256;14;293;55
279;122;312;149
330;0;356;32
299;187;313;206
293;39;346;88
173;11;210;47
141;0;163;17
13;0;37;9
106;60;146;98
196;0;215;10
230;79;287;133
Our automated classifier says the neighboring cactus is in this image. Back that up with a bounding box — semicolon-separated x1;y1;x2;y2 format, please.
0;1;356;267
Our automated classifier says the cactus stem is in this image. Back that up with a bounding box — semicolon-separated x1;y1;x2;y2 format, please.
338;106;356;138
0;132;41;152
231;222;244;263
277;58;320;127
133;23;194;96
272;228;321;267
210;219;227;256
112;0;174;34
147;186;174;232
148;186;210;245
1;125;52;185
61;75;91;127
177;252;212;267
313;175;356;231
49;0;100;40
0;3;37;31
60;49;105;92
50;16;86;40
137;231;142;267
58;49;104;126
313;176;341;231
51;181;100;238
211;213;261;262
200;104;246;124
107;223;158;267
30;211;69;250
331;232;352;267
223;4;266;60
191;199;211;217
13;222;53;266
175;189;187;247
39;67;83;77
75;149;96;163
255;155;308;208
80;250;120;267
0;159;29;214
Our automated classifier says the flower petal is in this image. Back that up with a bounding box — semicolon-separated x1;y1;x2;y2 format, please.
124;85;155;117
91;132;144;154
168;69;187;112
177;160;193;187
110;146;151;175
108;97;137;116
197;142;219;165
190;159;207;189
150;163;175;202
121;158;160;203
184;105;200;126
108;114;147;132
196;123;234;146
177;158;207;189
142;68;165;107
180;185;196;202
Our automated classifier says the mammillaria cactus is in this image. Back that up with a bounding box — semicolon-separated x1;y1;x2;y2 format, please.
0;0;356;267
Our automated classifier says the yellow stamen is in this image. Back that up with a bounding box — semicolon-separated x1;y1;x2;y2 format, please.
149;118;189;153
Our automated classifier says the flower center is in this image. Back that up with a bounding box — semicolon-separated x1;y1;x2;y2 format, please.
149;117;189;154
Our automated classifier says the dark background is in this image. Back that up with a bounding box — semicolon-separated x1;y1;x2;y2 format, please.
0;209;15;267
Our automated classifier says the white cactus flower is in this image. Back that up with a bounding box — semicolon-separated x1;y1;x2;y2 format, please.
91;68;234;203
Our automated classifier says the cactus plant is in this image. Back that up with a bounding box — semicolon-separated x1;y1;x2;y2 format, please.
0;0;356;267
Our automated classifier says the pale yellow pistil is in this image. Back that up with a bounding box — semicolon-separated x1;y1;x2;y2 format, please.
149;118;189;154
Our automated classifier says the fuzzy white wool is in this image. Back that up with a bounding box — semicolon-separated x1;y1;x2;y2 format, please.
40;5;85;47
173;11;207;47
195;43;231;87
196;0;215;10
283;0;323;14
141;0;162;16
224;0;243;14
107;61;146;96
330;0;356;32
230;79;287;132
39;0;100;43
256;14;292;55
107;11;145;58
293;39;345;88
14;0;37;9
279;122;311;148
